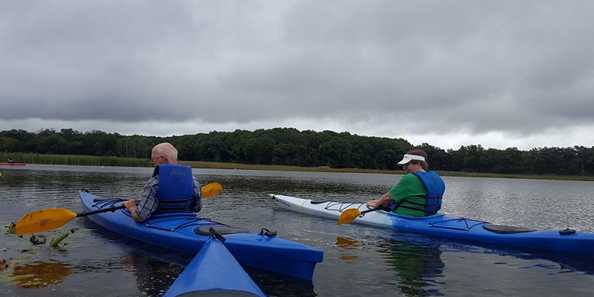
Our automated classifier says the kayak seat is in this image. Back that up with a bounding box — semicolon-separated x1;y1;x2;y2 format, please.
483;223;535;234
195;225;249;235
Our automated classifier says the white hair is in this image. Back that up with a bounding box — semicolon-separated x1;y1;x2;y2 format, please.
152;142;178;162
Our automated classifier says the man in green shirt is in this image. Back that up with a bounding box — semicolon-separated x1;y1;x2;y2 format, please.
367;149;445;217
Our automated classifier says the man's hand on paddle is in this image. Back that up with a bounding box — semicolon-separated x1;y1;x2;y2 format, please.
367;194;390;208
123;199;142;221
123;199;137;212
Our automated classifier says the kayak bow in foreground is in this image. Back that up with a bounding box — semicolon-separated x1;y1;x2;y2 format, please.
164;235;266;297
271;194;594;258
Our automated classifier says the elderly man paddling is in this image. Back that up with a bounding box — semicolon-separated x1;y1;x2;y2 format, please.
367;149;445;217
124;143;201;222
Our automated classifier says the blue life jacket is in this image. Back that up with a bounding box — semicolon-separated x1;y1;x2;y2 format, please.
154;164;197;213
412;171;445;215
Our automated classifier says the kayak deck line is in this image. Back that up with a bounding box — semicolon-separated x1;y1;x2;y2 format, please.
270;193;594;258
313;201;361;211
82;191;323;281
428;217;487;231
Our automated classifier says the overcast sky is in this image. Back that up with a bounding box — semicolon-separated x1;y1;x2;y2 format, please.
1;1;593;150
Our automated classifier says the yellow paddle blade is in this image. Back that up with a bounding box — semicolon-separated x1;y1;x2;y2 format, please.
201;182;223;199
15;208;77;235
338;208;362;225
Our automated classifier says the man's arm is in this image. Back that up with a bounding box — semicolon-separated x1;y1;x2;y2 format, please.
367;193;392;208
368;175;417;208
124;177;159;222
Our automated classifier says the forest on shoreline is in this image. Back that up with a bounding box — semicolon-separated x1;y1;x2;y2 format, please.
1;128;594;176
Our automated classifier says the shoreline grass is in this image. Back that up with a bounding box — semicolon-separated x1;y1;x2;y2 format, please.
180;160;594;181
2;152;594;181
0;152;150;167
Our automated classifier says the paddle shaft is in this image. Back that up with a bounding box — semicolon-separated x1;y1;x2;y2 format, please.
75;182;222;217
359;207;384;216
76;204;125;217
16;182;222;235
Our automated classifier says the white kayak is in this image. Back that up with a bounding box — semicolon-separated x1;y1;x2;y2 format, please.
270;194;393;228
269;194;594;258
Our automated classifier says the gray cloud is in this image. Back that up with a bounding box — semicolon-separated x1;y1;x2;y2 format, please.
1;1;594;144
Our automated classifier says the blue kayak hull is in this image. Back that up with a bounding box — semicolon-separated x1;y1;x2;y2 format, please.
389;214;594;256
80;191;323;281
164;237;266;297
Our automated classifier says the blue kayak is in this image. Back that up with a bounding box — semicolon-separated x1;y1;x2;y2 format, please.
80;191;323;281
272;194;594;258
164;236;266;297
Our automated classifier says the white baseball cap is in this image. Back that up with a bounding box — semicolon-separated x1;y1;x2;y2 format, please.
397;154;426;165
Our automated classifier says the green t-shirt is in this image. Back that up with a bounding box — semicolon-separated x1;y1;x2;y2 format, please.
388;173;427;217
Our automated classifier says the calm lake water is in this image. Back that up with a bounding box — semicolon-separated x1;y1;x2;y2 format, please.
1;164;594;297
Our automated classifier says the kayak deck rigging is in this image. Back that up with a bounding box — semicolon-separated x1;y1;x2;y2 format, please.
427;217;487;232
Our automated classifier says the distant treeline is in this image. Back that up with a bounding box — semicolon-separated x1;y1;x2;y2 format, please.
1;128;594;175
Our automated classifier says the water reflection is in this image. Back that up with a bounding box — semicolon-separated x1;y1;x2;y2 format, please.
336;236;362;262
336;236;362;249
125;252;182;297
380;235;444;297
479;247;594;276
247;268;318;297
11;260;72;288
